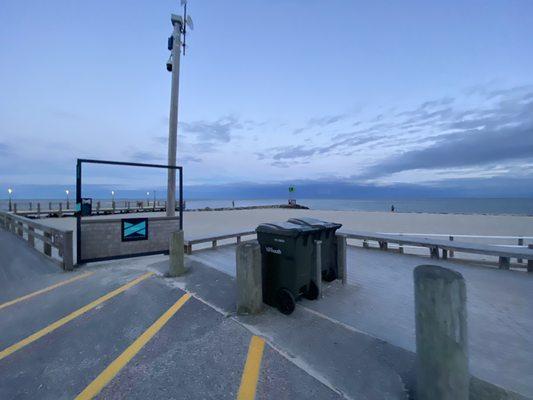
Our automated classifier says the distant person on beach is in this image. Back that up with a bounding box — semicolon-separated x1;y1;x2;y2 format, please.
391;205;395;212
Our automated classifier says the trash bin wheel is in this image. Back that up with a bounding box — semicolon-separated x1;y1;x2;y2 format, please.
322;268;337;282
276;288;296;315
304;281;319;300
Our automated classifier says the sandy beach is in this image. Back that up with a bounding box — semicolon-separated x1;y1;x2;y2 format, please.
41;208;533;239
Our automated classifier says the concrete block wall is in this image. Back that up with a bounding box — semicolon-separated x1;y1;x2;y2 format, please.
80;216;180;261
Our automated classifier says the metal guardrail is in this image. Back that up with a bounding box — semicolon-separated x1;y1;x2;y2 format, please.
184;230;256;254
0;211;74;270
340;230;533;271
378;232;532;262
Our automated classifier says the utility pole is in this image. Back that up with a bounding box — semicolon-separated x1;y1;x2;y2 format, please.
166;15;182;217
166;1;193;217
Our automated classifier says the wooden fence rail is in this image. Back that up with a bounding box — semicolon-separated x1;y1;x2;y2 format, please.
0;211;73;271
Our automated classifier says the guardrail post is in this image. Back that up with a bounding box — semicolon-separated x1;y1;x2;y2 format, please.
449;236;454;258
62;231;74;271
315;240;322;298
499;256;510;270
430;246;440;259
337;234;347;285
28;226;35;248
414;265;468;400
37;203;41;218
44;232;52;256
236;241;263;315
169;230;187;276
517;238;524;263
527;244;533;272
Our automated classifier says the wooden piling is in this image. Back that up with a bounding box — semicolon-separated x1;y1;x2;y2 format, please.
414;265;468;400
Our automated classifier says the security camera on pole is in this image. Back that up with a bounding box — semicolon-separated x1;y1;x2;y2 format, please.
166;0;193;217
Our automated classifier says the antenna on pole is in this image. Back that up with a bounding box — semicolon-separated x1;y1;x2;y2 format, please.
181;0;194;55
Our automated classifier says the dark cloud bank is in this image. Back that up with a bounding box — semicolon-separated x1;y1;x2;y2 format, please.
259;85;533;185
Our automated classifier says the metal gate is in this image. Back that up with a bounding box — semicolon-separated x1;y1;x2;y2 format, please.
76;159;183;264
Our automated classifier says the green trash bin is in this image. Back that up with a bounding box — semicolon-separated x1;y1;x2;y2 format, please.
256;222;320;315
288;217;342;282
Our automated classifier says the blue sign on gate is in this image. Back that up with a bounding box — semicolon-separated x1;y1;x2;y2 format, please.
121;218;149;242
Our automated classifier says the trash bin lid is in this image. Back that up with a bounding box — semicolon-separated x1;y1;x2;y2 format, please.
256;221;318;237
288;217;342;230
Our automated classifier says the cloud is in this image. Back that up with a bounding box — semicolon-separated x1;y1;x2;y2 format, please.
292;113;348;134
308;113;347;126
129;150;165;162
180;115;242;143
363;92;533;177
0;143;9;155
264;133;383;162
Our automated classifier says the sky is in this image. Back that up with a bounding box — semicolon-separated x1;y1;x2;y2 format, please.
1;0;533;199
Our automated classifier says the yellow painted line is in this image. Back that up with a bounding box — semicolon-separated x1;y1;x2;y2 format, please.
237;335;266;400
0;271;95;311
75;292;191;400
0;272;154;361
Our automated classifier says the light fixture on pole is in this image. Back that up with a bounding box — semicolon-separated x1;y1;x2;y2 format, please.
8;188;13;212
146;191;150;206
65;189;70;209
166;0;193;217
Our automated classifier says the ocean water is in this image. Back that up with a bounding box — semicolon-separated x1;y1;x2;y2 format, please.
1;198;533;216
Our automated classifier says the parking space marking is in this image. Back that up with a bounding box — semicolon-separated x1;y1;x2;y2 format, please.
237;335;266;400
0;272;154;361
75;292;191;400
0;271;95;311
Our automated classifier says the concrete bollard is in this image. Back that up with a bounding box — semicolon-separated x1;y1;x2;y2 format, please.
168;230;187;277
236;241;263;315
336;234;347;285
414;265;468;400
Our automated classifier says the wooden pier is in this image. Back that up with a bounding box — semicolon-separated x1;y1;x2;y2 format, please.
7;201;308;219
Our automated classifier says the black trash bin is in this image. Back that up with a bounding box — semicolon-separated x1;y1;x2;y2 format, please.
288;217;342;282
256;222;320;314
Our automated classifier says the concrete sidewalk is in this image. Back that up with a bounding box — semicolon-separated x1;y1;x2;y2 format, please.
190;244;533;399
